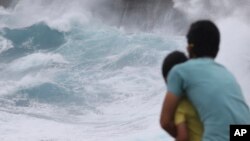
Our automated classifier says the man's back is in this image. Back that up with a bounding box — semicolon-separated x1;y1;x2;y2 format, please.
168;58;250;141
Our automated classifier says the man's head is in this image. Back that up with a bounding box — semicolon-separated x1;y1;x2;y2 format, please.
162;51;188;82
187;20;220;58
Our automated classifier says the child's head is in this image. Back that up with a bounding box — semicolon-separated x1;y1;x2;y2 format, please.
187;20;220;58
162;51;188;82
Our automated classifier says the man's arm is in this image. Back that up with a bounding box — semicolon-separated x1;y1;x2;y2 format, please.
160;91;181;138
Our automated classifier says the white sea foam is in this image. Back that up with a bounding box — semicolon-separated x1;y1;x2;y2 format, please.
0;36;13;54
7;52;68;72
0;52;68;96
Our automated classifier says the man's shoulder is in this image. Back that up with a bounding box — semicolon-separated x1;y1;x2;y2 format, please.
174;58;223;70
171;59;194;73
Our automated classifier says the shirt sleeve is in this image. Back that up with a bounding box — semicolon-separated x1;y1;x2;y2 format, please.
167;66;184;97
174;104;186;125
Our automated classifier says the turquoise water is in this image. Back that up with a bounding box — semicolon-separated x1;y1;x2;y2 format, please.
0;15;183;141
0;0;250;141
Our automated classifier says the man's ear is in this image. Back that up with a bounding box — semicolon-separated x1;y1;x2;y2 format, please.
187;44;195;58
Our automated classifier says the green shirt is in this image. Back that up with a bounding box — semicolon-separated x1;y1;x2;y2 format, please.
167;58;250;141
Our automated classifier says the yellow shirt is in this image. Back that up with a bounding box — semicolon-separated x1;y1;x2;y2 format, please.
175;98;203;141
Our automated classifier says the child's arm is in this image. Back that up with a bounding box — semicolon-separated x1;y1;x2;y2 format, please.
175;122;189;141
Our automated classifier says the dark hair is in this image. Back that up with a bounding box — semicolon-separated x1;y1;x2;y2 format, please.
187;20;220;58
162;51;188;82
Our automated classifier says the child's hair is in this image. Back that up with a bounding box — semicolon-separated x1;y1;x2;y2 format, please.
187;20;220;58
162;51;188;82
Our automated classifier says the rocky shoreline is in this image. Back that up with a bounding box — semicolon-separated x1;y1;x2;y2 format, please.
0;0;18;8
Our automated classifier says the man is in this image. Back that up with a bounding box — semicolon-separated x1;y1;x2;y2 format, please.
160;20;250;141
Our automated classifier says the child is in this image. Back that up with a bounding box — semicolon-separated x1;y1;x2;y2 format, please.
162;51;203;141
